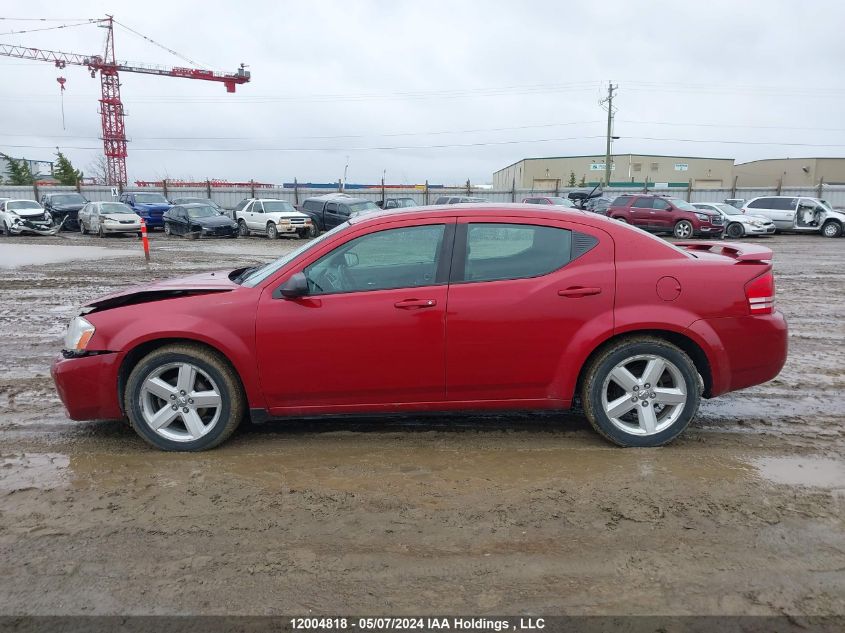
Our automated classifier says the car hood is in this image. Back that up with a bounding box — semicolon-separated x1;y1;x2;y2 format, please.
185;215;237;227
135;203;171;210
737;214;771;223
83;270;238;313
8;208;46;218
267;211;310;219
102;213;141;222
50;203;86;212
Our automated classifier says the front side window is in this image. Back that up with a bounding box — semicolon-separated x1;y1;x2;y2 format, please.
632;197;653;209
652;199;671;210
304;224;446;295
252;201;264;214
461;223;572;283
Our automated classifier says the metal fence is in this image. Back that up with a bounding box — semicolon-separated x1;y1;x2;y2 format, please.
2;183;845;209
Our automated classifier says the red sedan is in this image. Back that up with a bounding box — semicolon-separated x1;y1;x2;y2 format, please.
52;205;787;451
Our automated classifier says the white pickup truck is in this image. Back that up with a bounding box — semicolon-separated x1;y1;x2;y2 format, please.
232;198;312;239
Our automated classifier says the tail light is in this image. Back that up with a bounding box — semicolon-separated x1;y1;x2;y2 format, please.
745;271;775;315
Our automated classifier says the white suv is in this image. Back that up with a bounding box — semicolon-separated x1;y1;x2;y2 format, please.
232;198;312;239
742;196;845;238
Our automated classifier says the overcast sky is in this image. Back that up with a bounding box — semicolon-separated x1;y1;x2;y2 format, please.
2;0;844;185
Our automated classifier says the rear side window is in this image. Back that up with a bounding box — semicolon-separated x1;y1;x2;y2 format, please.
612;195;633;207
460;223;572;283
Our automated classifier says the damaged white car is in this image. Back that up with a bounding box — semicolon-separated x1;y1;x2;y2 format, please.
0;199;62;236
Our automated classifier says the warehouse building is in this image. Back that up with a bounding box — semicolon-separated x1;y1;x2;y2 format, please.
733;157;845;186
493;154;735;190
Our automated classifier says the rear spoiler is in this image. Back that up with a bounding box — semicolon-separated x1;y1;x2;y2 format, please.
674;241;773;262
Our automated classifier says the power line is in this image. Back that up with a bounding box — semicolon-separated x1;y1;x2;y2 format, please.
0;19;97;37
112;19;207;69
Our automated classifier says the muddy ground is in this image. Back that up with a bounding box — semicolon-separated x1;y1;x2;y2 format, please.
0;230;843;617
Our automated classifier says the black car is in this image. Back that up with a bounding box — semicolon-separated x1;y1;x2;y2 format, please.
171;197;224;213
40;192;89;231
163;203;238;238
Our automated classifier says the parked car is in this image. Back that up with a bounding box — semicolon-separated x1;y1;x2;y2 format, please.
606;194;724;238
567;186;605;209
40;192;89;231
232;198;312;239
377;197;417;210
118;192;172;230
692;202;775;238
522;196;576;207
0;199;59;236
741;196;845;238
52;204;787;452
584;196;614;215
163;203;238;238
300;193;379;236
78;201;142;237
432;195;486;205
170;197;224;214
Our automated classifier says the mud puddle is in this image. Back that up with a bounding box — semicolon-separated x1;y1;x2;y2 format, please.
0;244;126;268
753;455;845;489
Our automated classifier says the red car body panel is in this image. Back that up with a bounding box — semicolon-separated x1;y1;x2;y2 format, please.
50;204;788;424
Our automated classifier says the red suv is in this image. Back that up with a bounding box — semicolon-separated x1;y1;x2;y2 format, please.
52;205;786;451
607;195;724;238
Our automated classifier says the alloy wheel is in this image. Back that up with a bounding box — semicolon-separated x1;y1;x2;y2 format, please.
674;221;693;238
138;362;222;442
600;354;688;436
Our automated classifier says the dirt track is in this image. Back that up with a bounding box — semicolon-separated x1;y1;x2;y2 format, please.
0;231;843;616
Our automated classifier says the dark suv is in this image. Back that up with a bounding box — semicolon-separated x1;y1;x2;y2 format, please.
40;192;89;231
606;194;724;238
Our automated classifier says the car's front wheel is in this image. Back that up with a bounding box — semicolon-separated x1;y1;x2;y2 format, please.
266;222;278;239
124;343;245;451
673;220;694;239
238;219;249;237
79;220;87;235
164;223;173;237
726;222;744;238
822;220;842;238
98;225;106;238
581;337;701;447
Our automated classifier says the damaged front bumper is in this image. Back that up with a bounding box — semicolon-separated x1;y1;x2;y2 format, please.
8;216;65;236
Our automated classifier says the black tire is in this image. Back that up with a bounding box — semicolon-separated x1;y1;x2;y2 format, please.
238;219;249;237
614;216;628;223
296;229;308;239
726;222;744;239
581;337;702;448
266;223;278;239
822;220;842;238
79;220;87;235
164;223;172;237
124;343;245;451
309;223;321;238
673;220;694;239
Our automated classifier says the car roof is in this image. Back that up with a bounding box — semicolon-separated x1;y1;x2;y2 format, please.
303;193;358;200
172;203;210;207
349;203;595;227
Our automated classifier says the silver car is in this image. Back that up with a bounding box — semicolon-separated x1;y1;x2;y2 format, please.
741;196;845;238
79;201;142;237
692;202;775;238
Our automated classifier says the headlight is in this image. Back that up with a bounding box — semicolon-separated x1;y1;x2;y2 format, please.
64;316;96;351
695;213;709;221
749;220;762;227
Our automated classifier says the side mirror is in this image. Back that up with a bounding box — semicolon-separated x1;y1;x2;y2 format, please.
344;252;359;267
277;272;309;299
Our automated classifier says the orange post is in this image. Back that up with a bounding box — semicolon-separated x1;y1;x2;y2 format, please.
140;219;150;262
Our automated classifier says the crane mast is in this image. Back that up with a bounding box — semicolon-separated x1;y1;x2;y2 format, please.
0;16;250;186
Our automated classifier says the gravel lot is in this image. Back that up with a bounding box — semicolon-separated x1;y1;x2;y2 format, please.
0;230;843;617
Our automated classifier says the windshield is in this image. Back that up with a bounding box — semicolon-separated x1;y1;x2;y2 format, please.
100;202;133;214
135;193;169;204
547;197;575;206
8;200;42;211
240;222;351;287
50;194;86;205
819;199;834;212
174;197;217;207
186;205;218;218
714;203;742;215
262;201;296;213
669;198;697;211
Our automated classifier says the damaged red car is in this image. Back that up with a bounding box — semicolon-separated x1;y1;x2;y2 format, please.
52;204;788;451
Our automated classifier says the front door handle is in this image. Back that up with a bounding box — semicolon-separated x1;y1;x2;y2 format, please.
394;298;437;309
558;287;602;298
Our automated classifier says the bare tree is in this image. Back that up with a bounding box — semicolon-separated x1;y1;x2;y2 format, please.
87;154;109;185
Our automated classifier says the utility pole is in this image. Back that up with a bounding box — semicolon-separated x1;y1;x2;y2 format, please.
600;81;618;188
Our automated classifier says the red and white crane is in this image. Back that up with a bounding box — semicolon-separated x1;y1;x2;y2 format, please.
0;16;250;185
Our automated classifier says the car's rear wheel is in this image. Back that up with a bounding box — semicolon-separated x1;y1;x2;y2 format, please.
124;344;245;451
266;223;278;239
673;220;694;239
614;216;628;223
726;222;744;238
238;219;249;237
822;220;842;238
582;337;701;447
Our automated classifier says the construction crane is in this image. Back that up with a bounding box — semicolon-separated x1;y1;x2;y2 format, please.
0;16;250;186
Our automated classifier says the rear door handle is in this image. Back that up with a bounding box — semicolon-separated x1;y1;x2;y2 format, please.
558;287;602;298
394;298;437;309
